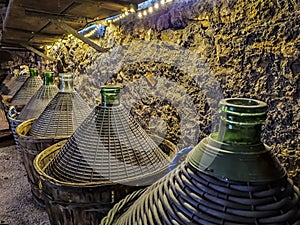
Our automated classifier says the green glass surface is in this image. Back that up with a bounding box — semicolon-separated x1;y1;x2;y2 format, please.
187;98;286;182
59;73;74;92
216;98;268;145
43;71;54;86
29;68;39;77
101;86;120;107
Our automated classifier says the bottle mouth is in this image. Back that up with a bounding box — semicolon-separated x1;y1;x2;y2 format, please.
218;98;268;126
43;71;54;85
59;73;73;80
59;73;74;92
219;98;267;115
100;85;121;107
29;68;39;77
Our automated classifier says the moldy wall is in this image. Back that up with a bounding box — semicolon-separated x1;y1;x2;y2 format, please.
44;0;300;184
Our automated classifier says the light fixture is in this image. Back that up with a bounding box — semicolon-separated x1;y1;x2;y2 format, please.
148;6;154;13
105;0;176;23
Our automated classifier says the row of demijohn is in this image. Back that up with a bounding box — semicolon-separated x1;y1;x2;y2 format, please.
0;67;299;225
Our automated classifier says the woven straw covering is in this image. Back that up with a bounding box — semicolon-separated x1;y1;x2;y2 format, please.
103;161;300;225
29;92;91;137
45;104;174;185
102;97;300;225
18;84;59;121
9;75;43;106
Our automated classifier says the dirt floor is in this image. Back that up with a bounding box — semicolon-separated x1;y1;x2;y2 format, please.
0;136;50;225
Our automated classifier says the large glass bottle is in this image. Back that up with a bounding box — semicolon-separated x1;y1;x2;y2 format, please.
59;73;74;92
29;68;39;77
100;85;120;107
101;98;300;225
188;98;286;182
43;71;55;86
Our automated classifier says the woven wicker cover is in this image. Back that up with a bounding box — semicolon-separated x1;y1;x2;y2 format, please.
101;97;300;225
29;91;91;138
9;75;43;106
45;104;173;185
18;84;59;121
103;159;300;225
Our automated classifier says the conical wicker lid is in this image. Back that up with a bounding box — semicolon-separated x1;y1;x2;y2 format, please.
45;86;172;185
17;84;59;121
9;75;43;106
29;91;91;138
29;73;91;138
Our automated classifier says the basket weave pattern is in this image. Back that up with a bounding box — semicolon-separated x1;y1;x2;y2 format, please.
9;76;43;106
109;161;300;225
29;92;91;137
17;119;66;206
18;84;59;121
46;105;173;184
7;115;23;155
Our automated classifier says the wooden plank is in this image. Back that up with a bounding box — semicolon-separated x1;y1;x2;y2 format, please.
5;27;61;38
2;0;14;30
50;19;109;52
72;0;135;8
20;43;57;62
24;8;94;22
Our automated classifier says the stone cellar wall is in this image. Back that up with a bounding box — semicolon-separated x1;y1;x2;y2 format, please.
44;0;300;184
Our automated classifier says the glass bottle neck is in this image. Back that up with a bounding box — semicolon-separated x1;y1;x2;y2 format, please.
215;98;267;145
43;71;54;86
101;86;120;107
59;73;74;92
29;68;39;77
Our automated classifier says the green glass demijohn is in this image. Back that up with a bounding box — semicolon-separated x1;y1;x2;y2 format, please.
188;98;286;182
43;71;54;86
59;73;74;92
29;68;39;77
101;85;120;107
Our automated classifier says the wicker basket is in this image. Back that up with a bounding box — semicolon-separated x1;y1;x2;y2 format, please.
16;119;67;206
32;86;178;225
15;84;91;205
7;113;23;157
34;135;177;225
7;82;59;160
